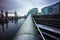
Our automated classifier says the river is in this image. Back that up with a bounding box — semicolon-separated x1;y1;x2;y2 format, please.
0;18;25;40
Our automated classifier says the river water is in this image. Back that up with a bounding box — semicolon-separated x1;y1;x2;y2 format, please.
0;18;25;40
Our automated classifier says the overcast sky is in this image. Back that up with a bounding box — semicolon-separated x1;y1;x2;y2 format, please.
0;0;59;16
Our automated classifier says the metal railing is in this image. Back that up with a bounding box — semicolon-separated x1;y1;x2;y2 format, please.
32;15;45;40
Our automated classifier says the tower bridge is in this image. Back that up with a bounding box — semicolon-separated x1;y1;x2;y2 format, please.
0;10;18;20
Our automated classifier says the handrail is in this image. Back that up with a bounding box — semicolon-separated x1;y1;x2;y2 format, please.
32;15;45;40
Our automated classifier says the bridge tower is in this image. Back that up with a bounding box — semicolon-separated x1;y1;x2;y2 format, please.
13;11;18;19
0;10;4;18
14;11;17;17
5;11;8;17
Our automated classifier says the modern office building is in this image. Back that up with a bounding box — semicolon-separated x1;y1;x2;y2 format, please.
41;2;60;15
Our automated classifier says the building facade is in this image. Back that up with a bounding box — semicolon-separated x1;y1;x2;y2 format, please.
41;2;60;15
